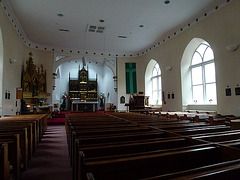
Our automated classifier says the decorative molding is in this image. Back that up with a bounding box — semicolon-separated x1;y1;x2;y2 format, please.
0;0;232;58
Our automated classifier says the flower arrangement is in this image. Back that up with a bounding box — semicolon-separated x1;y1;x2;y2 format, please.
209;99;213;103
193;99;197;103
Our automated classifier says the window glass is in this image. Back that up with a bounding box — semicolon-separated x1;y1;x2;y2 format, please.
158;78;161;90
152;78;157;91
152;63;162;105
205;63;216;83
152;91;158;103
191;66;202;85
206;83;217;103
192;85;203;104
191;52;202;65
153;68;157;76
196;44;208;57
204;47;214;61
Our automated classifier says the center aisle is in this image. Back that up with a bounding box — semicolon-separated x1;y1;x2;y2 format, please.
21;125;72;180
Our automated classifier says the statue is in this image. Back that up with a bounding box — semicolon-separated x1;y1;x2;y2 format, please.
99;93;105;111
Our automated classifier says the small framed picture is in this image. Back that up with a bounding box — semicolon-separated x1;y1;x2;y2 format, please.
226;88;231;96
120;96;125;104
235;87;240;95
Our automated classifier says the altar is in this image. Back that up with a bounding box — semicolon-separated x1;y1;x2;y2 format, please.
71;101;98;112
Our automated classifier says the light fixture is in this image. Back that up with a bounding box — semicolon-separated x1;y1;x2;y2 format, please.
9;58;17;64
165;66;172;71
226;44;239;52
113;76;118;92
82;56;86;66
164;0;170;4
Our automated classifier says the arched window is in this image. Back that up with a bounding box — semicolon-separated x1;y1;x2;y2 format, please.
152;63;162;104
190;42;217;104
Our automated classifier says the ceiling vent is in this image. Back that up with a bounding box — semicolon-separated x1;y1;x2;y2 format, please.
87;25;105;33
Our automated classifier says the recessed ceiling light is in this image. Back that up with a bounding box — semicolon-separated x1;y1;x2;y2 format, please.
99;19;105;23
57;13;64;17
164;0;170;4
139;25;144;28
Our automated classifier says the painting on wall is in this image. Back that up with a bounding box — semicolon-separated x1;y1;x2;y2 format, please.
125;63;137;94
226;88;231;96
235;87;240;95
120;96;125;104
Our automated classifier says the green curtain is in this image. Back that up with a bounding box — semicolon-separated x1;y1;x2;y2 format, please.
125;63;137;94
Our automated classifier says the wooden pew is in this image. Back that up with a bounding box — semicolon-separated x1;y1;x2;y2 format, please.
78;145;240;180
0;134;21;180
0;128;29;170
145;155;240;180
0;143;10;180
0;121;33;160
192;129;240;143
67;112;240;180
169;125;231;136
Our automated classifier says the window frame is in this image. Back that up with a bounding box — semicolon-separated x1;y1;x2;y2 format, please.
190;43;217;104
151;63;162;105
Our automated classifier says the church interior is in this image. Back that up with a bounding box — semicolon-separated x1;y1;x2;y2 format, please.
1;0;240;179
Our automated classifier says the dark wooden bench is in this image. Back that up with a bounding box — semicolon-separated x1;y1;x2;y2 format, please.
0;128;29;170
143;157;240;180
79;145;240;180
169;125;231;136
0;134;21;180
0;143;10;180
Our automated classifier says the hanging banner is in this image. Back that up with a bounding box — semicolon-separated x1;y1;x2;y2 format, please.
125;63;137;94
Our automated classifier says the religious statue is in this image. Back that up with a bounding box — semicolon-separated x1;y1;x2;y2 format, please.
99;93;105;111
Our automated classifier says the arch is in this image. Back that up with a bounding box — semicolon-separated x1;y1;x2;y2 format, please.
145;59;162;105
53;55;116;76
0;28;3;116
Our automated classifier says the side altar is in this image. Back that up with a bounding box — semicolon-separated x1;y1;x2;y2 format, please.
68;66;98;112
21;52;48;114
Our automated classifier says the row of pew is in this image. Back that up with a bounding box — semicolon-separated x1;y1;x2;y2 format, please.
0;114;48;180
66;112;240;180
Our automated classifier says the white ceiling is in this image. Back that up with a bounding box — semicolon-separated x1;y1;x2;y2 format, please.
3;0;228;57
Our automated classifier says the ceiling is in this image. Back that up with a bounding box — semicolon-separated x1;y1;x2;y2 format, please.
3;0;228;57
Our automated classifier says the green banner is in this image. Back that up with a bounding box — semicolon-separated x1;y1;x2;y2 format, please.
126;63;137;94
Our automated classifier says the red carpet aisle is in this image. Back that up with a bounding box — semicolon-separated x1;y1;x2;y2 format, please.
21;125;72;180
48;111;106;125
48;112;66;125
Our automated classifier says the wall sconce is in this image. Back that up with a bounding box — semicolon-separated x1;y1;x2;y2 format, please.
53;85;56;90
9;58;17;64
52;73;57;79
165;66;172;71
226;44;239;52
113;76;117;92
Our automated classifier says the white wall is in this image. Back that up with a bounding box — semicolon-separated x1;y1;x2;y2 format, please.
0;7;53;116
0;27;3;116
118;0;240;115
